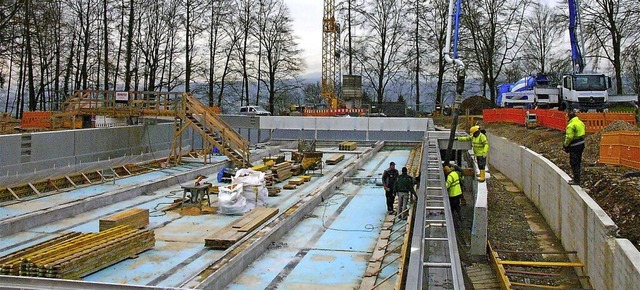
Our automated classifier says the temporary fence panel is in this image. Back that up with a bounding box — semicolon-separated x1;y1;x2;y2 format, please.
484;108;637;133
620;131;640;170
599;131;640;170
599;132;622;165
533;109;566;132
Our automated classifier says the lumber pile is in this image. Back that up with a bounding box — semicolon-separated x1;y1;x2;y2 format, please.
204;207;279;249
263;155;285;165
326;154;345;165
288;177;304;185
0;226;154;279
99;208;149;231
271;162;293;182
338;141;357;151
267;186;281;196
283;184;297;190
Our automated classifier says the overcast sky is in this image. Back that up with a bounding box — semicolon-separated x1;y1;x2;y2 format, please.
286;0;324;75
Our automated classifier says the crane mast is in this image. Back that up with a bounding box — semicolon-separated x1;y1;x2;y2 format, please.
322;0;338;109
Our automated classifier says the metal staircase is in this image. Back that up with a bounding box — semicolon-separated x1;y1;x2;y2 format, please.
169;93;251;167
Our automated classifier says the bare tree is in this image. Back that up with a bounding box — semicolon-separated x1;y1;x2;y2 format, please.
622;44;640;94
581;0;640;94
419;0;449;108
355;0;409;105
256;0;303;113
519;3;564;74
462;0;531;103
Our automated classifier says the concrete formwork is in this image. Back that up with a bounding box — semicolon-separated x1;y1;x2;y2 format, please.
0;123;189;186
488;133;640;290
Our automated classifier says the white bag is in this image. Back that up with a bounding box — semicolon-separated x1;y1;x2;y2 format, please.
232;169;269;211
218;183;248;215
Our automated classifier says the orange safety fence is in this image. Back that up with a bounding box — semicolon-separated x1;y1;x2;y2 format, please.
483;109;637;133
20;111;52;129
600;131;640;170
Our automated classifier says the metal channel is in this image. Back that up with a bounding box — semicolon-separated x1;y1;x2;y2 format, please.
405;135;465;289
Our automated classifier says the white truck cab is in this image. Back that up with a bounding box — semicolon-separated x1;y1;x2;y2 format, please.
239;105;271;116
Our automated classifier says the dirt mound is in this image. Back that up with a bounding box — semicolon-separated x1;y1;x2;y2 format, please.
460;96;495;115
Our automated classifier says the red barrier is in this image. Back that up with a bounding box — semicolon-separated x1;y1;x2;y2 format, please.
600;131;640;169
483;108;637;133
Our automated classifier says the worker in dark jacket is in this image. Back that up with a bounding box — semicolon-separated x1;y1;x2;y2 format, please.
394;167;417;219
444;165;463;218
564;109;586;185
456;125;489;182
382;162;399;214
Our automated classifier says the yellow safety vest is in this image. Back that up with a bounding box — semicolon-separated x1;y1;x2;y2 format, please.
564;117;586;146
458;133;489;157
446;171;462;197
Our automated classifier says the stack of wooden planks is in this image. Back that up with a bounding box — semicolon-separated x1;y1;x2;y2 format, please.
99;208;149;232
0;226;154;279
338;141;357;151
326;154;345;165
204;207;279;249
271;162;293;182
288;177;304;185
267;186;281;196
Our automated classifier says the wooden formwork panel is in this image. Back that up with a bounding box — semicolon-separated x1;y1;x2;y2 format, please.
204;207;279;249
326;154;345;165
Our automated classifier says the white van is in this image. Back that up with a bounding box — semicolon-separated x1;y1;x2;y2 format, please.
239;105;271;116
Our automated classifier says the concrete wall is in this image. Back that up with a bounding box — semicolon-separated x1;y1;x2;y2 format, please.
488;133;640;290
0;123;189;186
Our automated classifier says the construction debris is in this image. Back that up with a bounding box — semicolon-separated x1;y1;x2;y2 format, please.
99;208;149;231
0;226;154;279
204;207;278;249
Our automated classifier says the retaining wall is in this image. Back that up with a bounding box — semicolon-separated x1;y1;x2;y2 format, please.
488;133;640;290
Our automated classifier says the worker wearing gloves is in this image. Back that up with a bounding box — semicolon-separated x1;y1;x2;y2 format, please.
382;162;399;214
456;125;489;182
394;167;417;219
563;109;586;185
444;166;463;219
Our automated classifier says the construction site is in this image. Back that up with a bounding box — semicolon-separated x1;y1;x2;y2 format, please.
0;88;639;290
2;0;640;288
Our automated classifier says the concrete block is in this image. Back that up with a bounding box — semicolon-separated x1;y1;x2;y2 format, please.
470;186;488;257
611;239;640;290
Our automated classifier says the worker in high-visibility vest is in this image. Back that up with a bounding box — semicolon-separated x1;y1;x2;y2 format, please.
563;109;586;185
444;165;463;218
456;125;489;182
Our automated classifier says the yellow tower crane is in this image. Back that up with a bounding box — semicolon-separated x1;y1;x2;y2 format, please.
321;0;343;109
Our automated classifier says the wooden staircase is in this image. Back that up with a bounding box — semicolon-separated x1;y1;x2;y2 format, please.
169;93;251;167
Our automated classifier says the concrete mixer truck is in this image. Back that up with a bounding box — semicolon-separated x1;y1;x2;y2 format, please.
496;0;637;111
